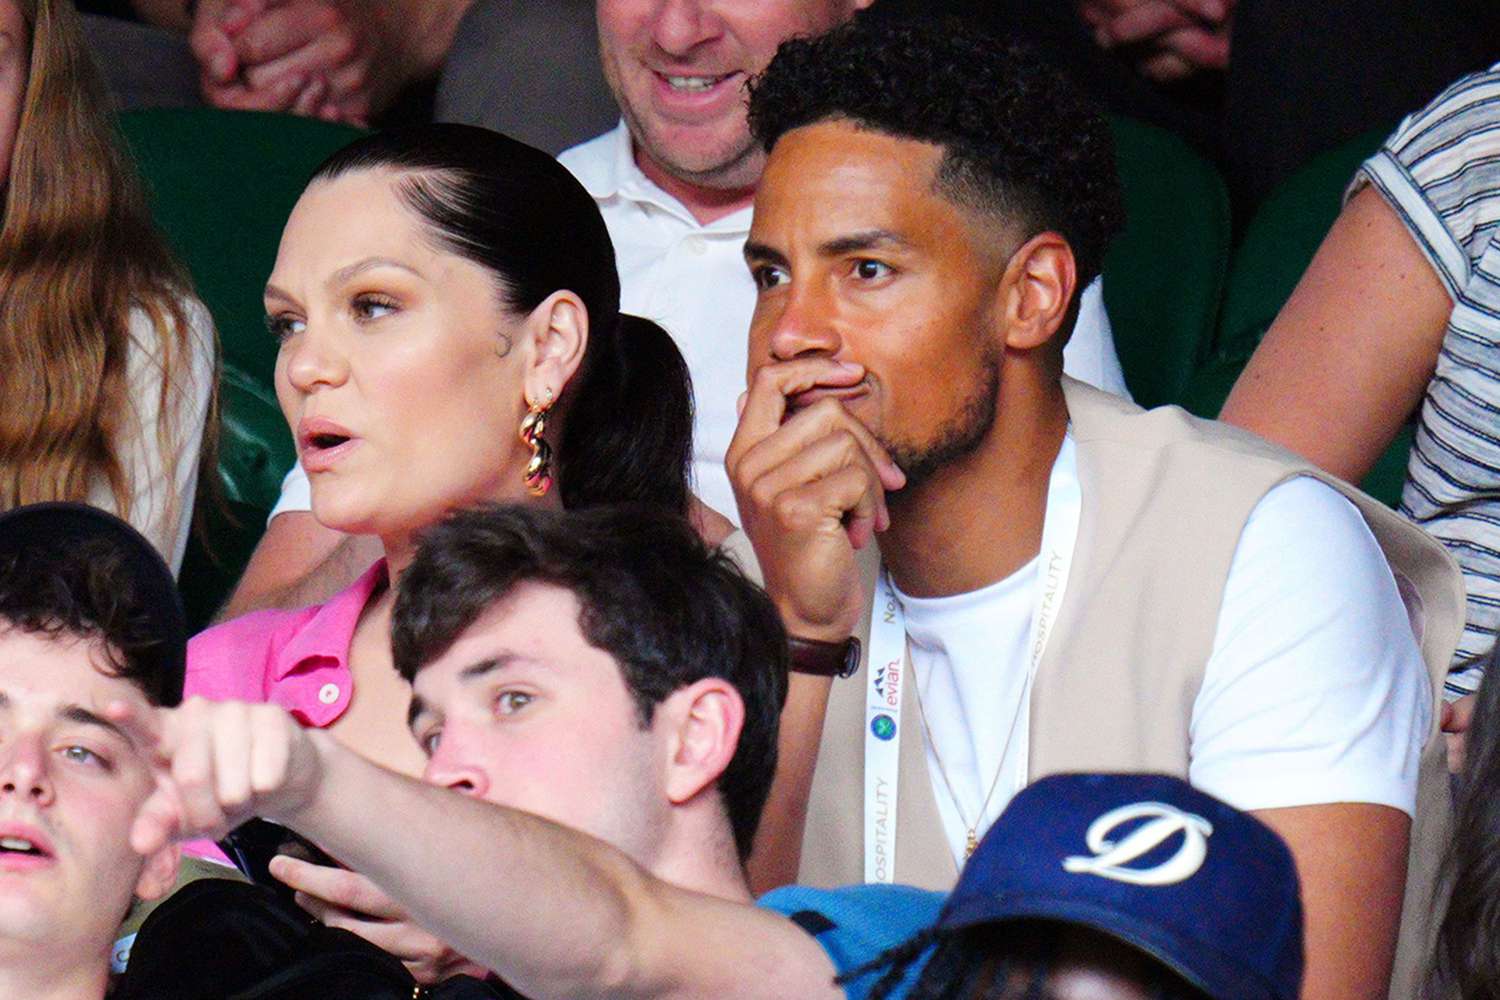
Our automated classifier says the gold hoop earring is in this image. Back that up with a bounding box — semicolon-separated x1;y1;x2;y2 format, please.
519;387;555;497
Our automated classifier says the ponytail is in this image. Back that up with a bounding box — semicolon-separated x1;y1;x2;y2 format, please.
558;314;693;516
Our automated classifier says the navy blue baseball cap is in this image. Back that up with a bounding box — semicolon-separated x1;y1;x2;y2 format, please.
939;773;1303;1000
0;502;186;706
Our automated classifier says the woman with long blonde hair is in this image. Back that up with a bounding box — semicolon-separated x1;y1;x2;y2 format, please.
0;0;215;569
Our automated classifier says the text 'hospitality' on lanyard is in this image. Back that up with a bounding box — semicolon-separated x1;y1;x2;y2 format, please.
862;436;1081;884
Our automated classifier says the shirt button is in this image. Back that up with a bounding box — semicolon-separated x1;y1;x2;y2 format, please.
318;683;341;705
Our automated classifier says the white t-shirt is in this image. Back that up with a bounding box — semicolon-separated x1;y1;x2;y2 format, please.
270;123;1132;525
895;435;1432;865
84;298;216;573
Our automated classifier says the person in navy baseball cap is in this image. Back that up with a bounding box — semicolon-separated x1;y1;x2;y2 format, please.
852;773;1304;1000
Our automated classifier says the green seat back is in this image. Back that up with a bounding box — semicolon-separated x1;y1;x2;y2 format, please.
1185;125;1407;506
116;108;367;627
1102;116;1232;409
1216;125;1390;360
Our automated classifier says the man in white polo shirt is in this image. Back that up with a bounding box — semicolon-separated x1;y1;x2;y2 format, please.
219;1;1129;617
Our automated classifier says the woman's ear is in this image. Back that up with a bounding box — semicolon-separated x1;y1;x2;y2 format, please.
998;232;1078;353
521;290;589;406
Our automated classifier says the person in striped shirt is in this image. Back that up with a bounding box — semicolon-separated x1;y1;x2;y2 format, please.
1222;64;1500;739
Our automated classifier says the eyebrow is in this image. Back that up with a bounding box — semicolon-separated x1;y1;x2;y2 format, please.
0;693;136;749
817;229;913;256
743;229;913;267
743;241;789;268
263;256;423;305
328;256;422;289
58;705;136;749
405;654;535;730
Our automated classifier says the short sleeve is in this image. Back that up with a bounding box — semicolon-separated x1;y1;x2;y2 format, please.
1350;64;1500;300
268;461;313;523
757;884;943;1000
1188;477;1431;817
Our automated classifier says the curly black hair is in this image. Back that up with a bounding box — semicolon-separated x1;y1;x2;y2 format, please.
0;536;181;706
747;17;1124;291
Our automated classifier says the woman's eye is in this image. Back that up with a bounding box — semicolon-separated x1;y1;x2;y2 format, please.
60;745;107;769
852;259;892;281
265;314;305;343
419;729;442;756
351;294;398;322
495;691;534;716
752;265;788;291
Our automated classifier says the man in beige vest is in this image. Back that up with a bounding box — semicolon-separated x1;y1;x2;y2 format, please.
728;18;1465;1000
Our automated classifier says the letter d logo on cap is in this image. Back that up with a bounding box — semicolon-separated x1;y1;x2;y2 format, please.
1062;802;1213;887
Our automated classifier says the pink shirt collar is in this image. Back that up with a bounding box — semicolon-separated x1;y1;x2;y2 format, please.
272;560;389;681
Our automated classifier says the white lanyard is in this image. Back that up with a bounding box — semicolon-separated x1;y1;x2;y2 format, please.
862;436;1081;883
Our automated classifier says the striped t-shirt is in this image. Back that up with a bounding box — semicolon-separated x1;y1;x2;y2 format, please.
1354;65;1500;696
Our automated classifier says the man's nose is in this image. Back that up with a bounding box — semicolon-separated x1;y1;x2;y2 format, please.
0;734;54;806
766;284;843;362
422;739;492;800
650;0;724;57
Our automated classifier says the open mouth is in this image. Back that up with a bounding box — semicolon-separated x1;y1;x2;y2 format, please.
307;432;350;451
655;70;738;95
0;836;48;858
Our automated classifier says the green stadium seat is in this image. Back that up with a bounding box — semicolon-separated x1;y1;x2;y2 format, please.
1180;125;1406;506
1102;116;1232;409
116;108;367;627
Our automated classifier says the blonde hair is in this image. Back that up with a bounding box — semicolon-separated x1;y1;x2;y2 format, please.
0;0;214;525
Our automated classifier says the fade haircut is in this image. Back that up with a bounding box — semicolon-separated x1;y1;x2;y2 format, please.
392;504;790;862
747;16;1125;296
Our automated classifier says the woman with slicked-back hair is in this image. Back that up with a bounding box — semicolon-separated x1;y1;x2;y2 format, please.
185;123;707;985
0;0;216;569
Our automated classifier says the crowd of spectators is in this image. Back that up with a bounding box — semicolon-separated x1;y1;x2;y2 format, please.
1;1;1499;998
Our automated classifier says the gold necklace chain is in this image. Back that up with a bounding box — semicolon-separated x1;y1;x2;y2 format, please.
909;662;1029;860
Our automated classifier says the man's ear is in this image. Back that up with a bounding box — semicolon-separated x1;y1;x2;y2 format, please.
661;678;745;808
521;289;589;406
998;232;1078;353
133;844;180;903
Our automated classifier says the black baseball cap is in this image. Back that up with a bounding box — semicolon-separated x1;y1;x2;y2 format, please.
0;502;186;706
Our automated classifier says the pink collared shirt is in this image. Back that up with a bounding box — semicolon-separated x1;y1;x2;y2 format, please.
180;561;388;864
185;561;389;723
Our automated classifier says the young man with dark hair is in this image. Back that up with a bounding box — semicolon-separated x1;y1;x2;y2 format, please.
726;17;1462;1000
0;503;185;1000
120;504;938;998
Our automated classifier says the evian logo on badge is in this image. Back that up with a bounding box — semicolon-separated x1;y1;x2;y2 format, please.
872;660;902;708
1061;802;1213;887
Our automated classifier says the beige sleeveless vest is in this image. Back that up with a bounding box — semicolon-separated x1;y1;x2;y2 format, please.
794;378;1465;1000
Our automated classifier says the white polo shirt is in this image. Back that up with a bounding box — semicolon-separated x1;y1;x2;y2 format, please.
271;123;1131;524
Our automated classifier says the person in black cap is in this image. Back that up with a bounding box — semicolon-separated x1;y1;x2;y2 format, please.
841;772;1304;1000
0;502;185;1000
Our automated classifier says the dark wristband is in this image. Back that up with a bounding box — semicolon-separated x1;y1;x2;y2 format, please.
787;635;861;678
